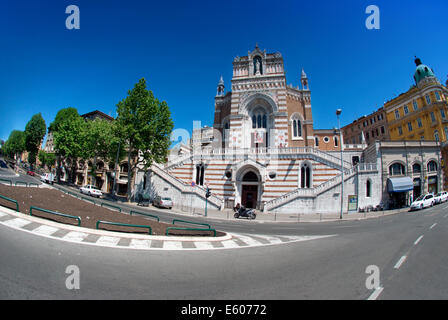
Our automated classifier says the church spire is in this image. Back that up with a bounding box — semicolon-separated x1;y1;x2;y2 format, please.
216;76;225;96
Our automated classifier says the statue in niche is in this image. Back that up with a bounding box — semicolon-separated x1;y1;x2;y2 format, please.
254;57;262;75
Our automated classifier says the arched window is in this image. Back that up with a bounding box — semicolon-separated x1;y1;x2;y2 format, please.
412;163;421;174
252;115;256;129
242;171;259;182
334;136;339;147
262;114;267;129
427;160;438;172
389;163;405;176
366;180;371;197
315;137;319;147
300;163;311;188
292;119;302;138
195;164;205;186
251;109;267;129
257;115;262;128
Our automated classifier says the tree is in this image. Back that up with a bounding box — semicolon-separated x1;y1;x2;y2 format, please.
115;78;174;200
38;150;56;170
50;107;86;183
24;113;46;169
81;118;124;186
3;130;26;160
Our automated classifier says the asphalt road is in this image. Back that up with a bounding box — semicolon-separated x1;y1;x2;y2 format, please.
1;176;447;299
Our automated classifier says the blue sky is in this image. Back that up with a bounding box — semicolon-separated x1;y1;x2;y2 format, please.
1;0;447;146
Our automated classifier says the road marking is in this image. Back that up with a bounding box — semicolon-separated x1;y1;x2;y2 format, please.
96;236;121;246
394;256;407;269
193;241;215;249
367;286;384;300
63;231;89;242
414;235;423;245
429;223;437;229
33;225;59;236
163;241;183;250
3;217;32;228
220;240;241;248
129;239;152;249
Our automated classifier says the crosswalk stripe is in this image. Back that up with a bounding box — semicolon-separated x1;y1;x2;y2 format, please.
220;240;241;248
163;241;183;250
193;241;215;249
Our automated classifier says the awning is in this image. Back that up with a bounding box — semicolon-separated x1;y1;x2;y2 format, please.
387;177;413;193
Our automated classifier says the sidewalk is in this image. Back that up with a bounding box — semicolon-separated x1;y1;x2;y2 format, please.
49;182;410;224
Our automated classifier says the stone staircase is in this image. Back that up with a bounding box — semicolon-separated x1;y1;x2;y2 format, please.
151;163;223;209
264;164;367;212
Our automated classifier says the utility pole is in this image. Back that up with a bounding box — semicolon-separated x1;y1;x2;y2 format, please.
336;109;344;219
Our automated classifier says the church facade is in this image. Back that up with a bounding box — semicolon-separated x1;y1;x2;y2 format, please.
139;46;385;214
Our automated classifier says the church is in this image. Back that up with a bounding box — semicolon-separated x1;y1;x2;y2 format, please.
138;46;398;214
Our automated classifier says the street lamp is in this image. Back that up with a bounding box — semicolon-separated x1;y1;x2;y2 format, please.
336;108;343;219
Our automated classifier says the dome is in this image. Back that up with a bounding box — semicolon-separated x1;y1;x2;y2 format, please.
413;57;435;84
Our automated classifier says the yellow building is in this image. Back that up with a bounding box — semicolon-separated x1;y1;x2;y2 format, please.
384;57;448;143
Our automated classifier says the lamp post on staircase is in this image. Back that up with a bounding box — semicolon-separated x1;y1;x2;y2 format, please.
336;109;343;219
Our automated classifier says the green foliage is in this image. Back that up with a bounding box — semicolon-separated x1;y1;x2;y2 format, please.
24;113;46;165
38;150;56;168
3;130;26;158
51;108;86;159
115;78;174;199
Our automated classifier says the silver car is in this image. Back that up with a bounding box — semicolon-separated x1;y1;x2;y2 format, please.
153;196;173;209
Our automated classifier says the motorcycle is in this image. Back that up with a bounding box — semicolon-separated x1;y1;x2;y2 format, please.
233;205;256;220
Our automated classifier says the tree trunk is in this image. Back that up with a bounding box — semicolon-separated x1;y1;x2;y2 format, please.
127;146;132;202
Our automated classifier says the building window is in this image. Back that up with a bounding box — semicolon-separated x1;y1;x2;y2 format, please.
404;105;409;115
435;91;441;101
195;164;205;186
407;122;413;132
413;100;418;111
430;112;436;123
334;136;339;147
315;137;319;147
421;135;425;140
252;110;267;129
425;94;431;105
389;163;405;176
395;110;400;119
427;160;438;172
292;119;302;138
434;130;440;142
366;180;371;198
441;109;446;119
300;163;311;188
381;126;385;134
444;127;448;140
412;163;421;173
398;126;403;135
417;118;423;128
376;128;379;136
323;136;330;143
366;132;370;140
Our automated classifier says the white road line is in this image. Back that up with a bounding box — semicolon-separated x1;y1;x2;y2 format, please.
193;241;215;249
367;286;384;300
129;239;152;249
220;240;241;248
394;256;407;269
163;241;183;250
96;236;121;246
62;231;89;242
429;223;437;229
2;217;32;228
33;225;59;236
414;235;424;245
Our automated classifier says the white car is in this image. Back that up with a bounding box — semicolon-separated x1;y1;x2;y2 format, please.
434;191;448;204
80;184;102;198
40;173;54;184
410;193;435;211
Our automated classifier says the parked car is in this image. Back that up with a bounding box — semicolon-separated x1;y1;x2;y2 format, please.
26;170;35;176
434;191;448;204
410;193;435;211
153;196;173;209
40;173;54;184
80;184;102;198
